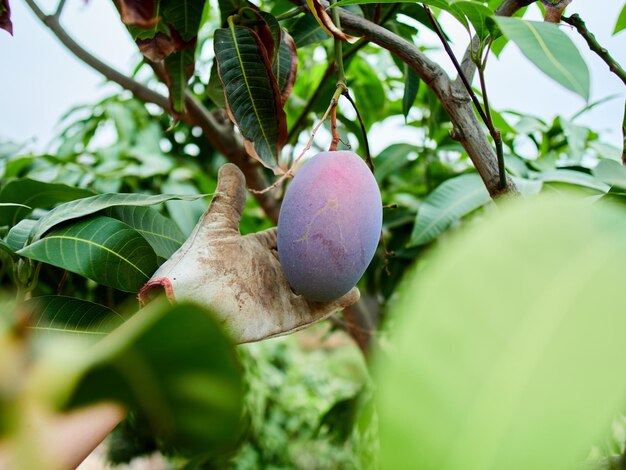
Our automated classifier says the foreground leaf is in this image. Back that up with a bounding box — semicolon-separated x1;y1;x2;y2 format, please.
409;173;491;246
18;216;159;292
65;301;243;456
27;192;204;243
214;24;287;173
377;195;626;469
23;296;124;337
493;17;590;100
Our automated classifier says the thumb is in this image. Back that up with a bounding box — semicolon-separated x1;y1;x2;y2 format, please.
203;163;246;234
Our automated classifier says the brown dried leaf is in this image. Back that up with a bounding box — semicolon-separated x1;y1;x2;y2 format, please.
118;0;159;28
0;0;12;36
137;31;177;61
305;0;358;43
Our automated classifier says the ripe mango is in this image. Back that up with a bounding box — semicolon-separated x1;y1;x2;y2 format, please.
277;151;382;301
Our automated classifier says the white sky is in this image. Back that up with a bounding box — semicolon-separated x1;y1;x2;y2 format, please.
0;0;624;154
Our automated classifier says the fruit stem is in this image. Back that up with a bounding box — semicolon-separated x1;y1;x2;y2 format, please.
330;0;346;86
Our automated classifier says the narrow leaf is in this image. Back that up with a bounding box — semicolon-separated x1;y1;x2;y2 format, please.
23;296;124;337
614;2;626;35
493;17;590;100
214;24;287;173
17;216;159;293
164;48;196;113
109;205;185;259
0;0;12;35
307;0;359;43
272;30;298;105
27;193;204;243
402;65;420;120
409;173;491;246
288;14;329;47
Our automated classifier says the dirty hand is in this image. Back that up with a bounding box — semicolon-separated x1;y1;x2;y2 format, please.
138;163;359;343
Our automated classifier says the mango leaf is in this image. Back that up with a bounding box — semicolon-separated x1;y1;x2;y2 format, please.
333;0;449;10
409;173;491;246
307;0;358;43
27;193;204;243
449;0;493;39
377;195;626;470
375;144;419;183
65;301;243;456
163;48;196;114
161;0;205;42
0;179;95;227
23;295;124;338
288;14;329;47
218;0;249;23
593;159;626;189
402;65;420;121
0;0;11;35
272;30;298;105
493;17;590;100
17;216;159;292
207;60;226;107
214;24;287;173
539;169;609;192
109;205;185;259
614;2;626;35
6;218;36;252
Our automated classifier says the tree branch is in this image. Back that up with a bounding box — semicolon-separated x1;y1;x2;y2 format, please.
561;14;626;86
335;4;516;196
23;0;281;223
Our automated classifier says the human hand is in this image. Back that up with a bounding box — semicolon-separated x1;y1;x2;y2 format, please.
138;164;359;343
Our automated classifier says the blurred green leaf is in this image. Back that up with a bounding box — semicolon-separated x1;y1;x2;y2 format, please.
66;301;243;456
493;17;590;100
540;169;609;193
593;159;626;189
409;173;491;246
23;295;124;338
377;195;626;470
17;216;158;292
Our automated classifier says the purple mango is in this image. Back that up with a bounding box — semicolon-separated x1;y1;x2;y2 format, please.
277;151;382;301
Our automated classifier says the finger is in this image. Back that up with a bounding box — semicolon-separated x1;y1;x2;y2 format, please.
204;163;246;233
253;227;277;250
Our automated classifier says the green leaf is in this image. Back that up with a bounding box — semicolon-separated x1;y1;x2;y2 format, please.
66;301;243;456
23;295;124;337
27;192;204;244
288;14;329;48
164;48;196;114
539;169;609;192
0;179;94;227
376;195;626;470
375;144;419;183
493;17;590;100
272;29;298;105
593;159;626;189
207;60;226;108
161;0;205;42
214;24;287;173
17;216;159;292
402;65;420;121
6;218;37;252
614;2;626;35
109;205;185;259
449;0;493;39
409;173;491;246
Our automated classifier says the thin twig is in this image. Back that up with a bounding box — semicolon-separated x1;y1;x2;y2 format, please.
562;14;626;86
423;5;490;129
342;90;373;172
54;0;67;18
477;65;505;189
